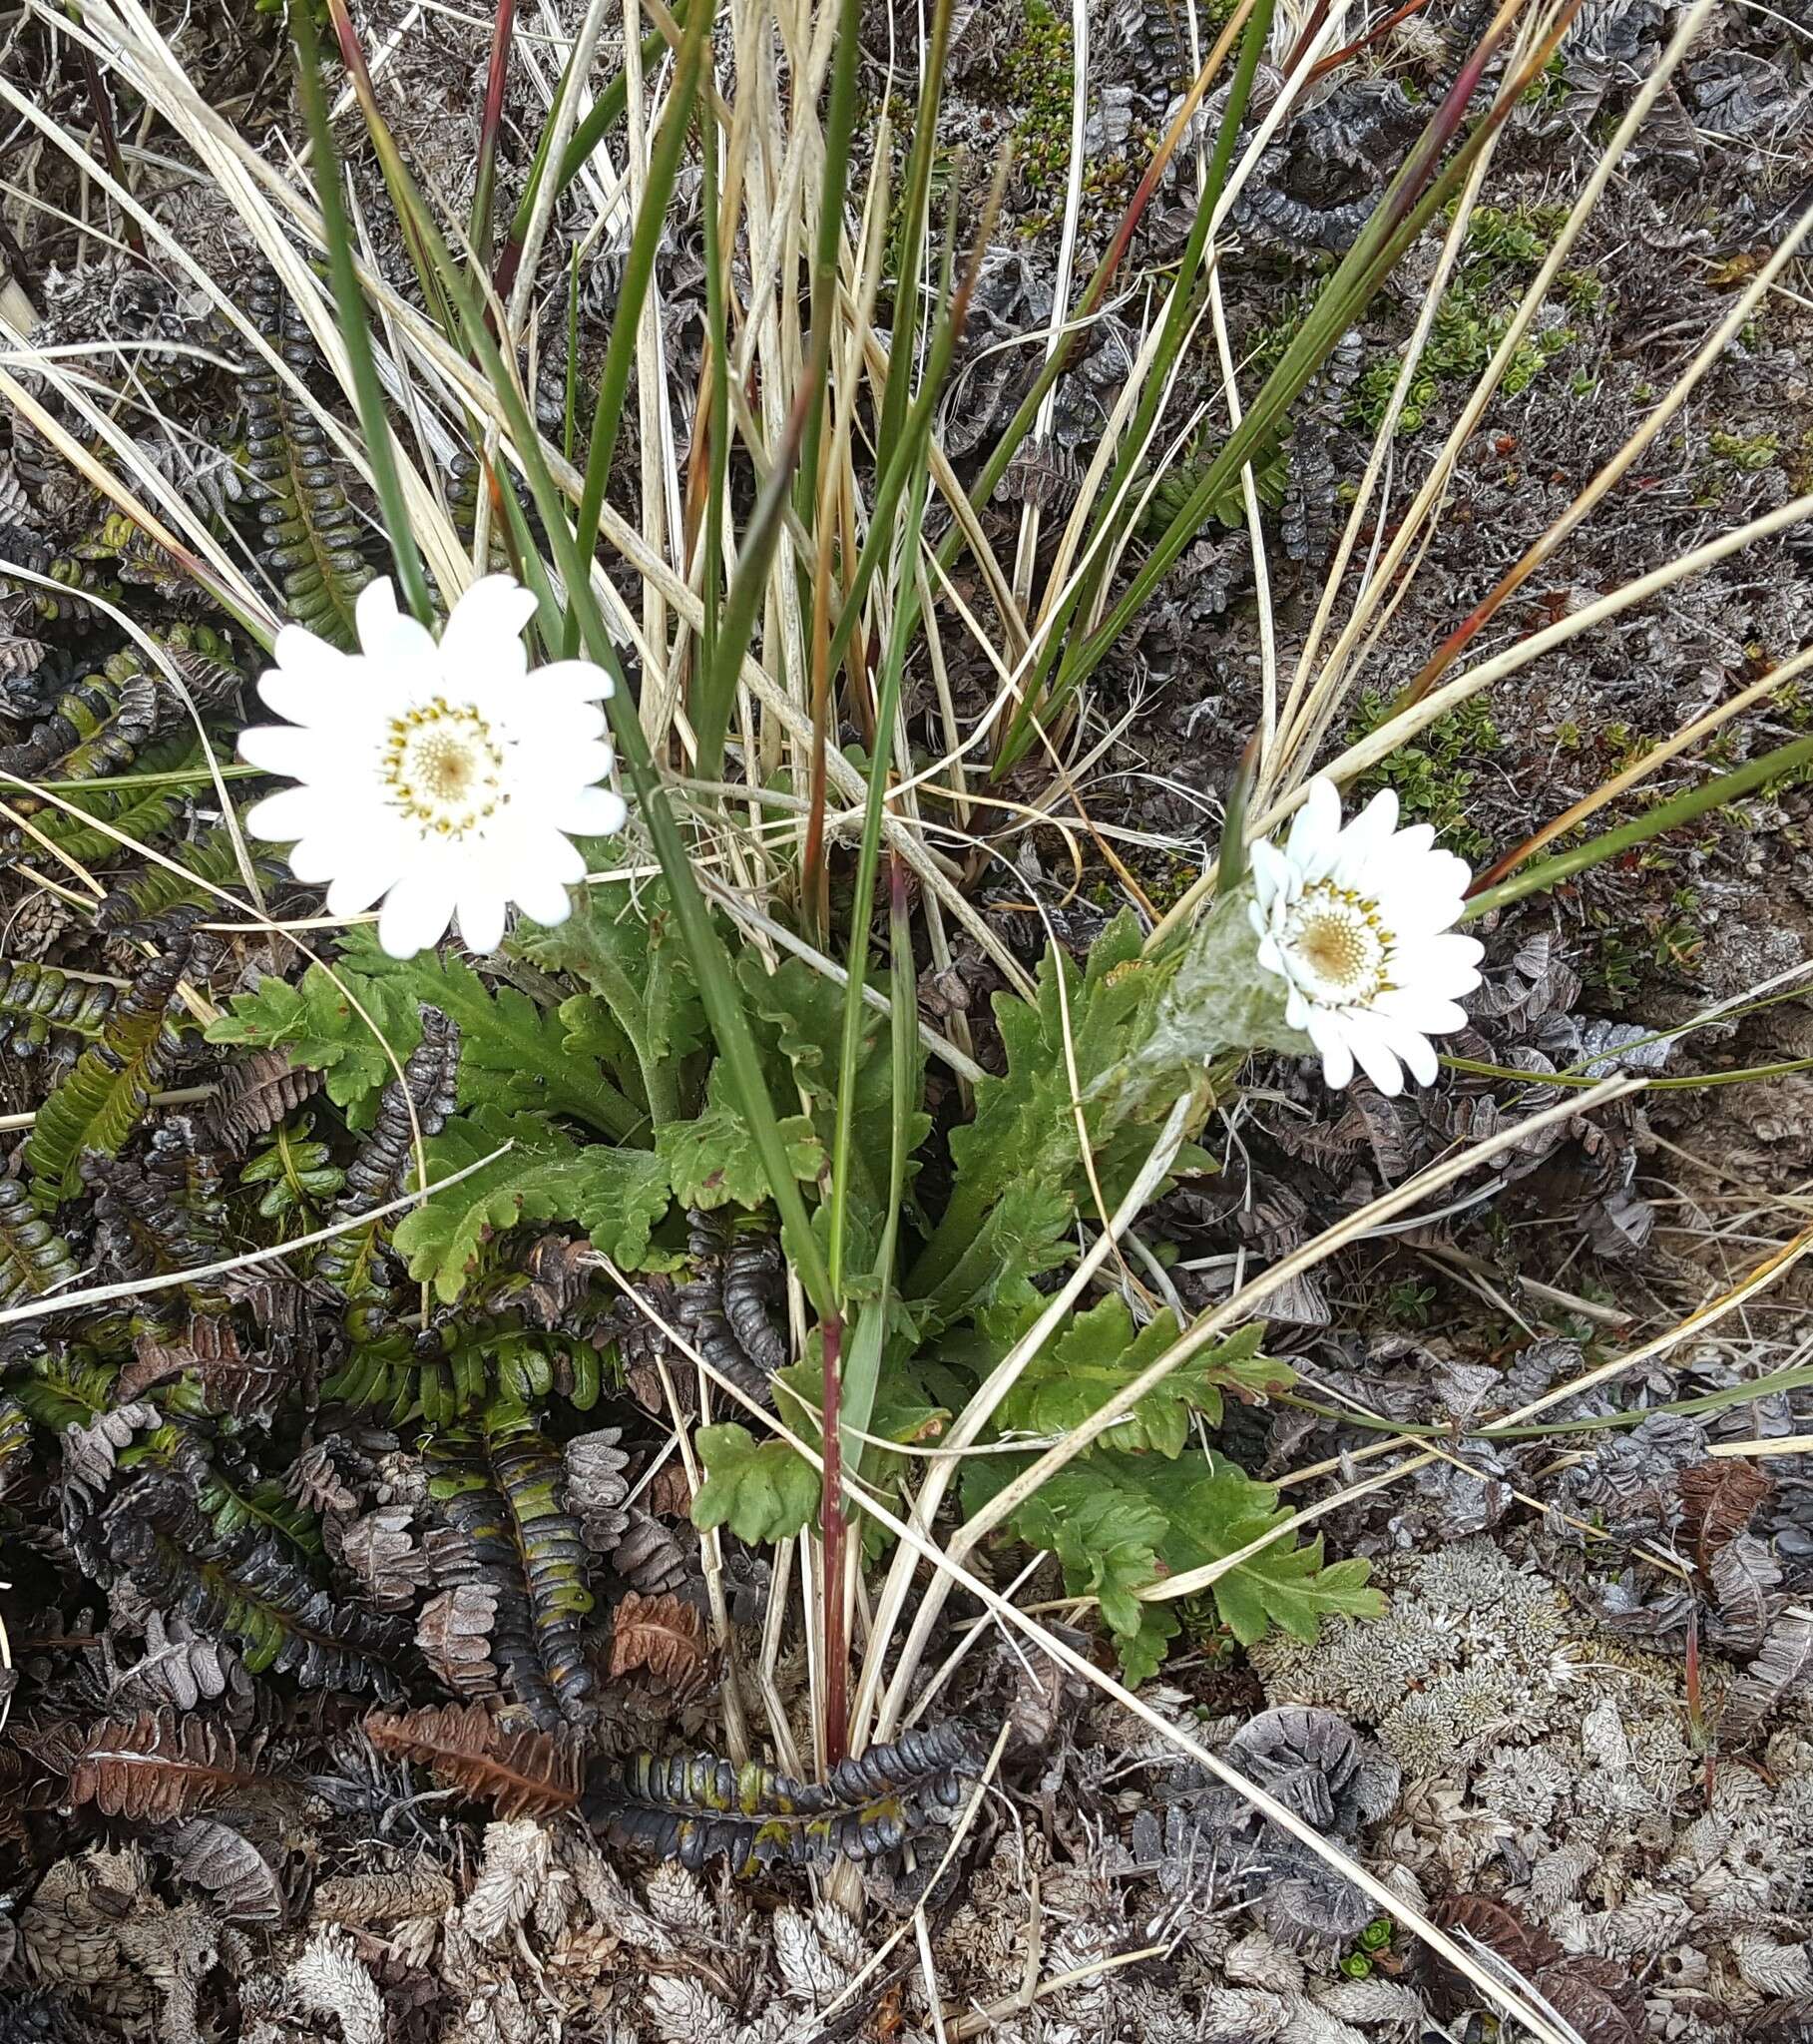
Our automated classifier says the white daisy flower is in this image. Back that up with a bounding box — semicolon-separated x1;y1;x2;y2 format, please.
1248;776;1485;1097
240;576;627;959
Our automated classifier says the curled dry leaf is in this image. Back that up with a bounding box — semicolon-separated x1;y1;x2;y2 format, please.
1678;1458;1774;1572
158;1815;288;1925
39;1710;268;1822
363;1700;585;1820
609;1591;708;1693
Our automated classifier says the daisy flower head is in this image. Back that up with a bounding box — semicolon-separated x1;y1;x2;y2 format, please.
1248;777;1484;1097
240;577;627;959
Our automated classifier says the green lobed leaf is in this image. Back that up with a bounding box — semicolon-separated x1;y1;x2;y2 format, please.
208;963;419;1127
910;913;1214;1307
1132;1452;1384;1646
392;1107;673;1302
514;880;707;1109
656;1066;823;1211
691;1422;819;1544
338;933;644;1138
995;1304;1288;1458
737;951;928;1233
967;1445;1379;1677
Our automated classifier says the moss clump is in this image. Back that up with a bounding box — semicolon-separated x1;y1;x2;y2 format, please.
1707;428;1780;473
1350;203;1593;437
1002;0;1075;209
1347;692;1502;862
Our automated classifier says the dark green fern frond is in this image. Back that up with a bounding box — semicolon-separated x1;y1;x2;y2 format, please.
485;1403;594;1720
0;1177;81;1311
0;526;121;628
155;622;246;715
101;1467;410;1693
3;736;199;870
25;935;206;1205
0;664;164;788
587;1727;982;1873
244;271;372;647
322;1313;597;1429
72;512;198;604
311;1007;460;1296
96;820;278;936
0;959;118;1057
421;1418;593;1731
85;1117;229;1313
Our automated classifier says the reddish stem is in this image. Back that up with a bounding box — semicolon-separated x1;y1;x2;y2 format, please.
471;0;519;269
820;1307;848;1767
1305;0;1438;85
68;34;145;259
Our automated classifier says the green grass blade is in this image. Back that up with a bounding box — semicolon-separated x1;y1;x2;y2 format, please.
1463;736;1813;922
291;2;435;625
309;4;835;1317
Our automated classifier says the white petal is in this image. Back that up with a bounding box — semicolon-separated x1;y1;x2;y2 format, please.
1330;786;1401;883
286;832;357;885
442;575;538;668
518;738;618;790
1340;1011;1405;1097
356;577;439;669
1372;988;1469;1035
242;785;332;841
1248;838;1288;910
1305;1008;1354;1091
457;891;509;955
323;834;409;917
259;629;363;725
511;871;576;926
1389;936;1484;998
237;724;351;782
554;785;628;837
378;870;457;958
1284;986;1311;1031
1286;778;1342;877
1381;1020;1439;1087
527;657;615;704
1380;849;1474;919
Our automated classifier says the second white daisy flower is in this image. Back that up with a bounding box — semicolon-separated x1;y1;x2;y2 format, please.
240;576;627;959
1249;777;1485;1096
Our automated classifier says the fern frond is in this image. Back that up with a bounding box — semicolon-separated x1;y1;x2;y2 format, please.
587;1728;980;1872
102;1469;411;1694
96;820;278;935
364;1701;584;1818
244;271;372;647
25;937;204;1205
420;1416;594;1730
0;1177;80;1312
0;958;117;1057
49;1708;266;1820
311;1008;460;1296
0;664;163;787
485;1403;595;1719
3;736;198;870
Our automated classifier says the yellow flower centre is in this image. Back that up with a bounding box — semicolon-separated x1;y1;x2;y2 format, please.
1283;880;1392;1006
381;698;505;839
